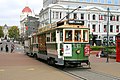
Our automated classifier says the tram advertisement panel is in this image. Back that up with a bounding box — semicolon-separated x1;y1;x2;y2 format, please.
63;44;72;56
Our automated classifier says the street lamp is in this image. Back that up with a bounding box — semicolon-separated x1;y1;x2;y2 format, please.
106;7;110;63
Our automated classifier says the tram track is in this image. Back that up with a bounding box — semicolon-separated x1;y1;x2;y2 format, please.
63;69;87;80
60;67;120;80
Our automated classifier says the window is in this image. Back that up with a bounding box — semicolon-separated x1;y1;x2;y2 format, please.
81;13;84;19
66;12;69;19
104;15;107;21
51;32;56;42
104;25;107;32
110;25;113;32
46;33;50;42
53;11;55;19
93;14;96;20
99;15;103;20
92;25;96;32
74;30;81;42
55;12;59;19
116;25;119;32
73;13;77;19
117;15;119;21
88;24;90;28
60;31;63;41
99;25;100;32
83;30;88;42
88;14;90;20
110;15;113;21
60;12;62;19
65;30;72;41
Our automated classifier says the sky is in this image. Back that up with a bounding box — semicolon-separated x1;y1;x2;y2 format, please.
0;0;43;27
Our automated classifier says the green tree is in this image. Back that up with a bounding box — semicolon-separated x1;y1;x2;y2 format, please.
8;26;19;40
0;26;4;38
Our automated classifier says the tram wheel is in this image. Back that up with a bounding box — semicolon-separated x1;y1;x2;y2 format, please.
88;61;91;69
34;54;38;60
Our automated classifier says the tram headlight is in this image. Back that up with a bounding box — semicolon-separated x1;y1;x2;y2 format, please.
76;49;80;54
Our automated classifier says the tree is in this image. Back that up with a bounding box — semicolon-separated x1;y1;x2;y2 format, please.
0;26;4;38
8;26;19;40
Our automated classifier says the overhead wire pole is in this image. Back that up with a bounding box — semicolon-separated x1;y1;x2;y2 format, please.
58;6;81;22
106;7;110;63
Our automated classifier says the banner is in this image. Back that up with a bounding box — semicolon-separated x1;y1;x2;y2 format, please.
63;44;72;56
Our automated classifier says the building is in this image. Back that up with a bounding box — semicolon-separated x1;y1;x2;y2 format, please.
20;6;39;43
39;0;120;45
43;0;120;9
3;24;9;39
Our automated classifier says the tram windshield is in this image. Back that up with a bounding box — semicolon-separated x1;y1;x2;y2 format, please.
64;29;89;43
65;30;72;41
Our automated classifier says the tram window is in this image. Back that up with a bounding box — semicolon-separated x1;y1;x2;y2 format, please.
83;30;88;42
74;30;81;42
46;33;50;42
65;30;72;41
51;32;56;42
60;31;63;41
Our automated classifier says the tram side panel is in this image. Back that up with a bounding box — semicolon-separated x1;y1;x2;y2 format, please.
33;34;48;60
24;38;33;56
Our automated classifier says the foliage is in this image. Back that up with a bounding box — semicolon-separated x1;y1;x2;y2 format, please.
90;46;104;51
89;34;93;40
90;46;116;54
8;26;19;40
0;26;4;38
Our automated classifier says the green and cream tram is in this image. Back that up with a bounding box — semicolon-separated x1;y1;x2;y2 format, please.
31;20;90;67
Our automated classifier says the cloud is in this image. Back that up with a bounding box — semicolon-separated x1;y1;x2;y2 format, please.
0;0;43;26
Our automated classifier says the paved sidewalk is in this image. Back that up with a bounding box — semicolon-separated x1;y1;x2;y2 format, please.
90;54;120;78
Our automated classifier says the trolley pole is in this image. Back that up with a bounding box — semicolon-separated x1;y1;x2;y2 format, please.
106;7;109;63
58;6;81;22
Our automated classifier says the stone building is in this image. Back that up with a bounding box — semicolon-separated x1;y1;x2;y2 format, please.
39;0;120;45
20;6;39;41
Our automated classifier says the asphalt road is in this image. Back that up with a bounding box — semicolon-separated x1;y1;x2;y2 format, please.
0;41;120;80
0;50;77;80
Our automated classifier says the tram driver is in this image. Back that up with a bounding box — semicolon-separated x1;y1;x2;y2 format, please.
75;31;81;41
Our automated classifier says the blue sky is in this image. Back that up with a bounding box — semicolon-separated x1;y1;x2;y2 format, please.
0;0;43;27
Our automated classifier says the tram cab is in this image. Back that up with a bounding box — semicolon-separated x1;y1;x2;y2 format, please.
33;20;90;67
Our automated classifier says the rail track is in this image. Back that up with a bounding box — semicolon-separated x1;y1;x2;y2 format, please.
61;67;120;80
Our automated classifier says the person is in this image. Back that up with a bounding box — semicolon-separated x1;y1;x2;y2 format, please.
6;44;9;52
11;44;14;53
1;44;3;51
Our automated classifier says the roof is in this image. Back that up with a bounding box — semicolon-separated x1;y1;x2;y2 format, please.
22;6;32;13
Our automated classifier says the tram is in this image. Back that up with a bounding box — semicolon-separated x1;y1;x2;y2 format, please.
25;20;90;67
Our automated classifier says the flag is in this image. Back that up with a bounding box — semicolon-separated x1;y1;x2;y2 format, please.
26;26;28;30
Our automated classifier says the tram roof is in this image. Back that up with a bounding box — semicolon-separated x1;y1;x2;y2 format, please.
37;20;89;34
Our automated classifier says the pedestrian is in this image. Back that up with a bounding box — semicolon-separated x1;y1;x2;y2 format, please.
1;44;3;51
5;44;9;52
11;44;14;53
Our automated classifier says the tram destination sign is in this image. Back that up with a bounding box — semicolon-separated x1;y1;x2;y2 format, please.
67;20;84;25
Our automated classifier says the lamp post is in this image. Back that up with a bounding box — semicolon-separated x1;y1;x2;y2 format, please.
106;7;110;63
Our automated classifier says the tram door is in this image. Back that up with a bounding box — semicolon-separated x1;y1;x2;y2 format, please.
56;30;63;58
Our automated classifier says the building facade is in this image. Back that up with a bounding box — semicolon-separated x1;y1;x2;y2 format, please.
20;6;39;42
43;0;120;9
39;0;120;45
